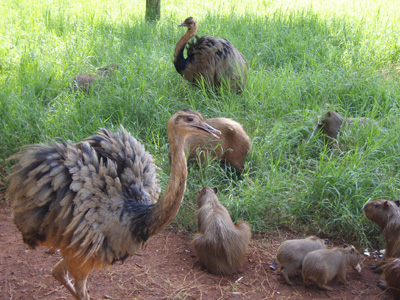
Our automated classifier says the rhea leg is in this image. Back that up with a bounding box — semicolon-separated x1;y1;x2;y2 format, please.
66;258;93;300
52;258;78;299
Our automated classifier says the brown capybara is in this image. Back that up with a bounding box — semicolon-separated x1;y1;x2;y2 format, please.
302;245;363;291
72;64;120;92
272;236;328;285
363;199;400;271
184;117;250;171
192;187;251;275
384;258;400;299
317;110;373;142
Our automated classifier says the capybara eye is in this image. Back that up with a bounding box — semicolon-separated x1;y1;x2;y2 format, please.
187;117;194;122
374;203;379;208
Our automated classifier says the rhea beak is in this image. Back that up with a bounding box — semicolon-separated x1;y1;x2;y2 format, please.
205;123;221;139
193;123;221;139
177;23;189;27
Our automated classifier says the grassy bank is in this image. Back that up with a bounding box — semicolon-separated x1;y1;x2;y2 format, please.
1;0;399;247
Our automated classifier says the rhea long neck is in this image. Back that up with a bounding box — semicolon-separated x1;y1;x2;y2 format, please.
148;132;188;236
173;25;198;70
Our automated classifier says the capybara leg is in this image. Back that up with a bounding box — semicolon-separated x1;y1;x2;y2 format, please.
378;279;387;289
281;269;294;286
319;283;333;291
337;270;348;285
52;259;78;299
370;262;384;274
303;276;311;287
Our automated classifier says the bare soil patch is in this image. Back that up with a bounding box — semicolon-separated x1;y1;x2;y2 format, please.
0;195;391;300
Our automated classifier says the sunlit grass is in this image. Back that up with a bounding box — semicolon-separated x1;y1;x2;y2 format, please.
0;0;399;247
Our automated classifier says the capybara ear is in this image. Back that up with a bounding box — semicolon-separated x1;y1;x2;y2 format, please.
383;200;390;209
327;111;331;116
213;187;218;194
343;244;348;248
394;200;400;207
324;239;328;245
350;247;355;254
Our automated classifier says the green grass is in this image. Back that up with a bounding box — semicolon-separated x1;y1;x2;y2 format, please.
1;0;399;248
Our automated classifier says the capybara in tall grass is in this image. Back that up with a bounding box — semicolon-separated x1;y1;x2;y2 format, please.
192;187;251;275
272;236;328;285
184;117;250;171
384;258;400;299
317;110;373;142
302;245;363;291
72;64;119;92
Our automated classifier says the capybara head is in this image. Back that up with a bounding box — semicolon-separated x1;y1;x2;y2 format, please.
363;199;400;230
317;110;344;141
196;186;218;208
307;236;328;245
98;64;120;76
343;245;363;271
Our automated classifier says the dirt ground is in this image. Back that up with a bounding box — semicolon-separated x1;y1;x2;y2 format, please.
0;194;392;300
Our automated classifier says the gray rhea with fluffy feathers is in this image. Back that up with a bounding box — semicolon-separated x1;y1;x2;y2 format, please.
174;17;248;91
9;126;160;264
7;109;221;300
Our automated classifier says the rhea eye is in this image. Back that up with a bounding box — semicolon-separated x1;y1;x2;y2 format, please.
187;117;194;122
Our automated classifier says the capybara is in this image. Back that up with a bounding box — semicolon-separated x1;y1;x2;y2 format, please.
317;110;372;142
272;236;328;285
192;187;251;275
363;200;400;266
384;258;400;299
184;118;250;171
302;245;363;291
363;199;400;287
72;64;119;92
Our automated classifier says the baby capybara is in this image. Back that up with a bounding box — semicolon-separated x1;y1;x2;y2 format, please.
302;245;363;291
192;187;251;275
363;200;400;268
384;258;400;300
317;110;372;142
272;236;328;285
184;118;250;171
72;64;119;92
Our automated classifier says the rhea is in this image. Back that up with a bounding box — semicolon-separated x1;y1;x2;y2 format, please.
7;110;220;300
173;17;248;91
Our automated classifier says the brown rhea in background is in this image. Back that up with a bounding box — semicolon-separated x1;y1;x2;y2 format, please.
302;245;363;291
6;109;220;300
192;187;251;275
173;17;248;91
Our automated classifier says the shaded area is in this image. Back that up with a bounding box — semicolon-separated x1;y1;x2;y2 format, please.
0;197;391;300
